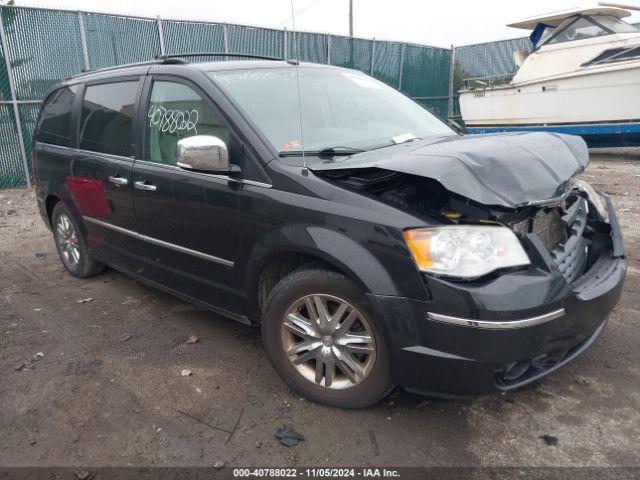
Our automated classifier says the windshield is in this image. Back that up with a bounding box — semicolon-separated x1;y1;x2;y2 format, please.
540;14;638;47
208;67;454;156
596;14;639;33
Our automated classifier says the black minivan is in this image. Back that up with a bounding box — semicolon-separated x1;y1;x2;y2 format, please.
33;56;626;408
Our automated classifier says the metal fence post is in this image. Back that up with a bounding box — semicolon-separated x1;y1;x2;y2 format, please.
398;43;405;91
223;24;229;53
0;7;31;188
78;12;90;70
326;34;331;64
370;38;376;75
156;16;166;56
447;45;455;120
283;27;287;60
291;30;297;59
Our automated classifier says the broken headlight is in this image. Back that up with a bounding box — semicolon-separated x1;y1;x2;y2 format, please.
403;226;530;279
570;178;609;222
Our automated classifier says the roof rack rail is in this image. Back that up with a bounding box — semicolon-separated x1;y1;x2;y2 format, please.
71;57;186;78
69;52;283;80
156;52;284;61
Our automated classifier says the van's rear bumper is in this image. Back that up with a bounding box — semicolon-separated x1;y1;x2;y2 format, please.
370;201;627;398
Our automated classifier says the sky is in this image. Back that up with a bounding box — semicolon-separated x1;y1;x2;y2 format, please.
8;0;640;47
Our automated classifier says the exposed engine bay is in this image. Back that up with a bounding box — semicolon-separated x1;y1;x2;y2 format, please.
318;167;616;284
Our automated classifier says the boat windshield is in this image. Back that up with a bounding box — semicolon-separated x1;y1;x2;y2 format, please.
538;14;638;47
595;15;639;34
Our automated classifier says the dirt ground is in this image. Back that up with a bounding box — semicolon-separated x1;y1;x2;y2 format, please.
1;153;639;469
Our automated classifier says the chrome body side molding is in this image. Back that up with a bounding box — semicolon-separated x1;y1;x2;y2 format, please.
82;216;234;268
427;308;565;329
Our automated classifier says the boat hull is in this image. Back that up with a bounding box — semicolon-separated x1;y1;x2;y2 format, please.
459;65;640;147
465;121;640;148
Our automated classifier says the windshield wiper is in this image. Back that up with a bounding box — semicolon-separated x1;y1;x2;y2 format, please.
318;146;365;157
279;146;366;158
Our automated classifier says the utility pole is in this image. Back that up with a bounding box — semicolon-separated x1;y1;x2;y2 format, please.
349;0;353;37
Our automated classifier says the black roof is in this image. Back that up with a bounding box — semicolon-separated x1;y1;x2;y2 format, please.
67;58;334;81
51;58;342;96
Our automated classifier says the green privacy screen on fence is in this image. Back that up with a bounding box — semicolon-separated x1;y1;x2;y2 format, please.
0;104;24;189
1;5;637;189
0;7;26;188
4;7;85;100
83;13;161;70
0;5;452;189
163;20;226;55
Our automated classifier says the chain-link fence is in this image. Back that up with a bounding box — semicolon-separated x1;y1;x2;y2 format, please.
0;4;453;189
1;4;638;189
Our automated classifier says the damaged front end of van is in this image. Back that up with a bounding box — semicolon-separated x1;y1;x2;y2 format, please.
311;131;626;396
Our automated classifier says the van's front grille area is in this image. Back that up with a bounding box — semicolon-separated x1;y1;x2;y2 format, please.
550;197;589;284
513;207;567;252
532;208;567;251
513;195;590;285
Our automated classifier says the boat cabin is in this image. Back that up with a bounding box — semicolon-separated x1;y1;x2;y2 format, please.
509;7;637;50
458;5;640;148
507;7;640;85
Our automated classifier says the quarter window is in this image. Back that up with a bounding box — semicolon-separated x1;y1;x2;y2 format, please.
80;81;139;157
145;81;228;165
36;85;78;147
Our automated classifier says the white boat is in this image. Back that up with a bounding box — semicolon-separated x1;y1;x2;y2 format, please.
458;5;640;147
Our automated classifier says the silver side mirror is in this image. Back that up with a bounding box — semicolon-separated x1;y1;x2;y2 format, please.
176;135;230;172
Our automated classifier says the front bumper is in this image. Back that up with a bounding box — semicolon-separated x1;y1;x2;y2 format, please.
371;198;627;398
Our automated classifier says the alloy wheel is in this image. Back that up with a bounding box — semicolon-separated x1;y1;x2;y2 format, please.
55;213;80;269
280;294;377;390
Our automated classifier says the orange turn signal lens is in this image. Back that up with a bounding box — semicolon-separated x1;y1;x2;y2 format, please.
403;229;433;269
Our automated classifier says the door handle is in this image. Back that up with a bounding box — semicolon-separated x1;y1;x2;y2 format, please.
108;175;128;186
134;180;157;192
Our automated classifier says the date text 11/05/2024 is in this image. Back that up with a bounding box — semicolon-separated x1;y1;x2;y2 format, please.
232;468;401;477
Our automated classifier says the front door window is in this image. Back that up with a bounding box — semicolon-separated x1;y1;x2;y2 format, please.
145;81;229;165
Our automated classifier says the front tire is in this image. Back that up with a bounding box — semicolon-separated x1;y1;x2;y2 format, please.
262;269;393;408
52;202;105;278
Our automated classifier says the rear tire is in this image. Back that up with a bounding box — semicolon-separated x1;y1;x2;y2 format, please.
262;269;393;408
52;202;105;278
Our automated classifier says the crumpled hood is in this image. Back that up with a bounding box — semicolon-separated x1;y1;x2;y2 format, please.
310;132;589;208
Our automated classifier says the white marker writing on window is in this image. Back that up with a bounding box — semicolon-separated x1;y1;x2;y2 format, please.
148;105;199;135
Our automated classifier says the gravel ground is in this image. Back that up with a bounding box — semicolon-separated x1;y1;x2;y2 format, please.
0;154;639;469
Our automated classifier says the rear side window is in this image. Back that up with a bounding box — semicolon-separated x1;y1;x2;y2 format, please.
36;85;78;147
79;81;139;157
